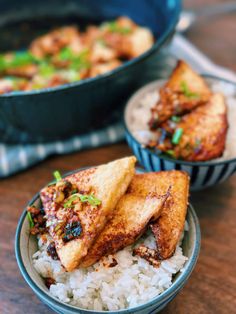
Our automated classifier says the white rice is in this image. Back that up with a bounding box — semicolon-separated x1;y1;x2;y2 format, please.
128;80;236;161
33;228;188;311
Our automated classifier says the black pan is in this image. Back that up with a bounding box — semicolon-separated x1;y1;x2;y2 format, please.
0;0;181;143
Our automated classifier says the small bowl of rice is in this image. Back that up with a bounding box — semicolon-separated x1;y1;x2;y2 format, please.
124;76;236;190
15;169;200;314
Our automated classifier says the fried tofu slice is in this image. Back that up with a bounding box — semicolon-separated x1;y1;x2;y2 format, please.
149;60;211;128
172;93;228;161
40;156;136;271
147;171;190;259
80;175;169;268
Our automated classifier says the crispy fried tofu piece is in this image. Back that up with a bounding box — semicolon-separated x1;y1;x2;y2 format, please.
30;26;83;58
102;17;154;59
149;60;211;128
89;60;121;77
80;175;169;268
4;64;38;79
173;93;228;161
147;171;190;260
40;156;136;271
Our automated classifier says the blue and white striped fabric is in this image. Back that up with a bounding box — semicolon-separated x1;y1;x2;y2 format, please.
0;34;236;178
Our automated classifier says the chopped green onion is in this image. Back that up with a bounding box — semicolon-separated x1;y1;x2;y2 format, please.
27;212;34;228
166;150;175;157
171;116;181;123
172;128;183;145
79;194;101;206
63;193;101;208
71;189;78;194
53;170;62;182
38;62;56;77
58;47;90;70
0;51;38;71
101;21;131;34
63;195;78;208
59;47;74;61
69;50;90;71
180;81;199;99
11;51;35;66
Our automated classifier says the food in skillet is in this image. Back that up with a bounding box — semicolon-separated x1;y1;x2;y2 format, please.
29;157;190;310
129;60;229;162
0;17;154;94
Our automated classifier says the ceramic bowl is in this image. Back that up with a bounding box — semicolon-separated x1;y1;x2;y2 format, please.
124;77;236;191
15;168;200;314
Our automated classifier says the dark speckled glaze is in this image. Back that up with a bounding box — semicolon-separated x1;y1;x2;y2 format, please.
0;0;181;143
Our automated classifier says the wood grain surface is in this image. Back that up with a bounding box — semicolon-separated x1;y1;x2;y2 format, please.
1;0;236;313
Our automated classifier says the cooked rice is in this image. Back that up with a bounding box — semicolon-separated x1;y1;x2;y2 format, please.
129;80;236;161
33;227;188;311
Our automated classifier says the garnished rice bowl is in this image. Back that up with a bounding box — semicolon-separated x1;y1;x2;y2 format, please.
15;170;200;314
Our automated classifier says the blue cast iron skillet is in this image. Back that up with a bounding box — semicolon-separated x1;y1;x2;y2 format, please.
0;0;181;143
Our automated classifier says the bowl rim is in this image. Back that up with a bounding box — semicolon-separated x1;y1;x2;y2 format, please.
124;74;236;167
15;167;201;314
0;0;181;98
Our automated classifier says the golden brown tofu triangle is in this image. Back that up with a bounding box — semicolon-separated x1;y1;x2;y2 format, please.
80;175;169;268
148;171;190;259
40;156;136;271
149;60;211;128
173;93;228;161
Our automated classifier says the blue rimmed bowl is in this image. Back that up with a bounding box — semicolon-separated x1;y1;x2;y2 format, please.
15;168;200;314
124;77;236;191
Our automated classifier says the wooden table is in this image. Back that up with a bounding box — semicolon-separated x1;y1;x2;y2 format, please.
1;0;236;313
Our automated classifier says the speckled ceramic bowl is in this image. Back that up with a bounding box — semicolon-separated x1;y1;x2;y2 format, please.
15;168;200;314
124;77;236;191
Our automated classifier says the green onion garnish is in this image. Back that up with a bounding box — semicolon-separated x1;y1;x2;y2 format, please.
102;21;131;34
171;116;181;123
180;81;199;99
27;212;34;228
59;47;74;61
58;48;90;70
0;51;38;71
79;194;101;206
70;50;90;71
63;193;101;208
71;189;78;195
166;150;175;157
38;62;56;77
172;128;183;145
53;170;62;182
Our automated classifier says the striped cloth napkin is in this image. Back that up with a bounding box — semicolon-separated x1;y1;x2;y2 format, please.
0;34;236;178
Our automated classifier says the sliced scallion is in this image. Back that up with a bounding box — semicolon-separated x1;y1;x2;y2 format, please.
180;81;199;99
172;128;183;145
27;211;34;228
101;21;131;34
166;150;175;157
53;170;62;182
63;193;101;208
171;116;181;123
